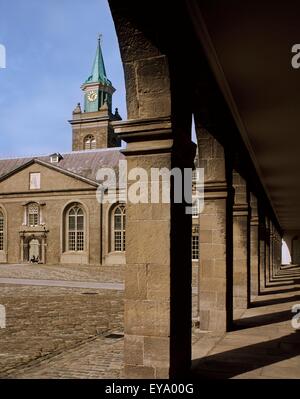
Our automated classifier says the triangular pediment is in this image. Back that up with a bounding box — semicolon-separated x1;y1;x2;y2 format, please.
0;159;98;194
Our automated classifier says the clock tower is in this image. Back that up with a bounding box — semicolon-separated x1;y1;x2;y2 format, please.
69;36;121;151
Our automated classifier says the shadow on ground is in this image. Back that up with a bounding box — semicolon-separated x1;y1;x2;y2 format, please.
191;264;300;379
191;332;300;378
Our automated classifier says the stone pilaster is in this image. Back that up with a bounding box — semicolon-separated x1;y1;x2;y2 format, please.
114;117;195;378
270;222;275;279
232;171;249;312
197;128;233;332
250;193;259;299
265;218;271;285
259;216;266;292
274;230;282;274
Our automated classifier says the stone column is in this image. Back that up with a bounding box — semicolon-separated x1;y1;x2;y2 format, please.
197;127;233;332
265;218;271;285
20;235;24;263
115;118;195;378
232;171;250;312
278;231;282;270
259;215;266;292
270;222;275;279
42;236;46;264
109;0;195;377
250;193;259;300
274;230;282;274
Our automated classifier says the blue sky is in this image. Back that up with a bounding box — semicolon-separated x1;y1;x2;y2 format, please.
0;0;126;157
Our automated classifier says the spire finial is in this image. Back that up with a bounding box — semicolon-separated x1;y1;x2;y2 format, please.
98;34;102;44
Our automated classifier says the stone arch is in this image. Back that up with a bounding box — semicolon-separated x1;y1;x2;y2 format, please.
24;235;42;263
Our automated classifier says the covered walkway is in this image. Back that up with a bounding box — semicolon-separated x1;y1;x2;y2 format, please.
107;0;300;377
192;265;300;379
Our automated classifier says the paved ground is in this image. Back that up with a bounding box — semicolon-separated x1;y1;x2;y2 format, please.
0;264;124;283
0;283;124;378
0;263;300;379
192;264;300;379
0;278;124;290
4;334;124;379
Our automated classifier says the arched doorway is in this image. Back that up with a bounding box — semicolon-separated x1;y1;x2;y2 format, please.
29;238;40;262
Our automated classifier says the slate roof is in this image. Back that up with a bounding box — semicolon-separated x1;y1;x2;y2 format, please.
0;148;125;183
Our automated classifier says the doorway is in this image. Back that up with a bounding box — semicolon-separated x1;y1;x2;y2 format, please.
29;238;40;263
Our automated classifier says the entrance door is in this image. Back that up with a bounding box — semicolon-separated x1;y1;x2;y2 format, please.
29;239;40;262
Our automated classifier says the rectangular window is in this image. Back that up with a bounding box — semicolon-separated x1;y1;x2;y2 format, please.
28;213;38;227
192;198;200;218
114;231;122;251
76;232;84;251
192;234;199;261
68;232;76;251
30;173;41;190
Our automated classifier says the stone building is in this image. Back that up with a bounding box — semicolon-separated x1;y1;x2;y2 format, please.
5;0;291;379
0;36;201;270
0;38;127;266
104;0;294;379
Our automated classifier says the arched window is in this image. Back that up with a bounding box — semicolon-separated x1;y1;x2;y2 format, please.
113;205;126;252
28;203;40;227
0;211;4;251
67;205;85;251
84;135;96;150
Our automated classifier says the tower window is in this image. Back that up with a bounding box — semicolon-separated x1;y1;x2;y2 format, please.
84;135;96;150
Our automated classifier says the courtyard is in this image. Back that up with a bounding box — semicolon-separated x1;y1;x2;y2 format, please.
0;264;124;378
0;264;299;379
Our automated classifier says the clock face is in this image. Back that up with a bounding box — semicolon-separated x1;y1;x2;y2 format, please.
87;91;98;102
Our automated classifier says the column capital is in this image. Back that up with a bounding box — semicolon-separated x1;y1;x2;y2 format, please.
233;203;250;217
203;181;232;200
250;216;259;226
113;116;172;155
113;116;196;166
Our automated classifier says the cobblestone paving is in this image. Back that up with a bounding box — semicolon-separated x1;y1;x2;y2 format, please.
2;264;299;379
0;264;124;283
0;278;124;290
5;335;124;379
0;284;124;378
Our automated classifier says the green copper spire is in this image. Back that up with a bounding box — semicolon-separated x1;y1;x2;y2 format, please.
82;35;115;113
85;35;112;86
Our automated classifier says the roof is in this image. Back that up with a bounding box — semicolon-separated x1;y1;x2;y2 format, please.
0;148;125;184
85;37;112;87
